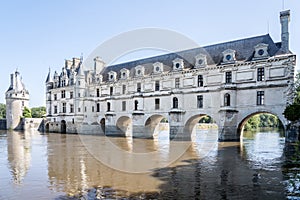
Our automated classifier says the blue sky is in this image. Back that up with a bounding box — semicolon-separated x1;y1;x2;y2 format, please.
0;0;299;107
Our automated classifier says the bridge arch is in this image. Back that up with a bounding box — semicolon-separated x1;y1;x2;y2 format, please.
144;114;169;138
116;116;132;137
237;111;285;138
183;114;218;140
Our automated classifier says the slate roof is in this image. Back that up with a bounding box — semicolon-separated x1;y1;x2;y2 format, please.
101;34;283;81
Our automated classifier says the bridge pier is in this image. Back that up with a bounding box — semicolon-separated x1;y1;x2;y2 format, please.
104;113;124;137
132;112;153;138
218;110;240;141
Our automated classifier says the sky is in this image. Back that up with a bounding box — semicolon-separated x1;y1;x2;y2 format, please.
0;0;299;107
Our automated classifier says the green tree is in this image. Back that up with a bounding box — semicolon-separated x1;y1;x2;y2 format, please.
283;72;300;122
199;116;214;123
0;103;6;119
284;104;300;122
23;107;32;118
31;106;46;118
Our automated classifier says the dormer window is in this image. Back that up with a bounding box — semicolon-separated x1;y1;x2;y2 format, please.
120;68;130;79
222;49;236;63
95;75;103;83
253;43;269;59
108;71;117;81
195;54;207;68
173;58;184;71
135;65;145;77
153;62;163;74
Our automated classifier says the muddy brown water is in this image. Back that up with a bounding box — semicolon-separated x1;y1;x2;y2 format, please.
0;129;293;199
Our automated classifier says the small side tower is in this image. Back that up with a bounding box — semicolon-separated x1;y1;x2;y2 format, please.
5;70;30;130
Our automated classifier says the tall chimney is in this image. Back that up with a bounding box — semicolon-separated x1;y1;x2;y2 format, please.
280;10;290;53
94;57;105;74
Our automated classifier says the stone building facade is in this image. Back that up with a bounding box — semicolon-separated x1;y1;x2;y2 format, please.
45;10;296;141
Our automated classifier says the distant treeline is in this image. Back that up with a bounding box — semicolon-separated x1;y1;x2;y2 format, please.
198;113;282;131
243;113;283;131
0;103;46;119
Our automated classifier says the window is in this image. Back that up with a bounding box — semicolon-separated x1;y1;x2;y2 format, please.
224;93;230;106
54;94;57;100
72;118;75;124
78;93;80;97
134;100;138;111
122;101;126;111
175;78;180;88
257;67;265;81
78;107;81;112
70;104;74;113
62;103;66;113
257;91;265;105
173;97;178;109
198;75;203;87
122;85;126;94
85;107;87;112
54;106;58;114
225;72;232;83
61;90;66;98
91;106;94;112
78;81;80;86
96;88;100;97
70;92;73;99
155;81;160;91
110;87;113;95
97;103;100;112
197;95;203;108
137;83;141;92
107;102;111;112
155;98;160;110
22;101;24;107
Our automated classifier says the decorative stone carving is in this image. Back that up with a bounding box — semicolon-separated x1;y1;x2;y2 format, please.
108;71;117;81
135;65;145;77
153;62;163;74
120;68;130;80
253;43;269;59
172;58;184;71
195;54;207;68
222;49;236;63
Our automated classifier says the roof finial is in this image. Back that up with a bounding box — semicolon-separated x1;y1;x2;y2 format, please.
80;53;83;63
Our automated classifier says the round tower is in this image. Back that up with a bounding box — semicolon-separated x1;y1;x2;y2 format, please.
5;70;30;130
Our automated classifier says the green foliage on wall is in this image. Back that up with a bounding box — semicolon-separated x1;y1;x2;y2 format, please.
284;72;300;122
0;103;5;119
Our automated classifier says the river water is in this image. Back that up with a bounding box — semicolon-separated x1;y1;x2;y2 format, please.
0;128;295;199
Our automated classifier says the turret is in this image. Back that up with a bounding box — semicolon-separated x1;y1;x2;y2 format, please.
5;70;30;130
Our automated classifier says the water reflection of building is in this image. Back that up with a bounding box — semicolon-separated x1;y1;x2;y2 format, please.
47;134;161;194
7;131;31;184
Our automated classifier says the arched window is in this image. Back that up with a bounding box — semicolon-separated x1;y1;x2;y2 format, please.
224;93;230;106
134;100;138;111
107;102;111;111
173;97;178;109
